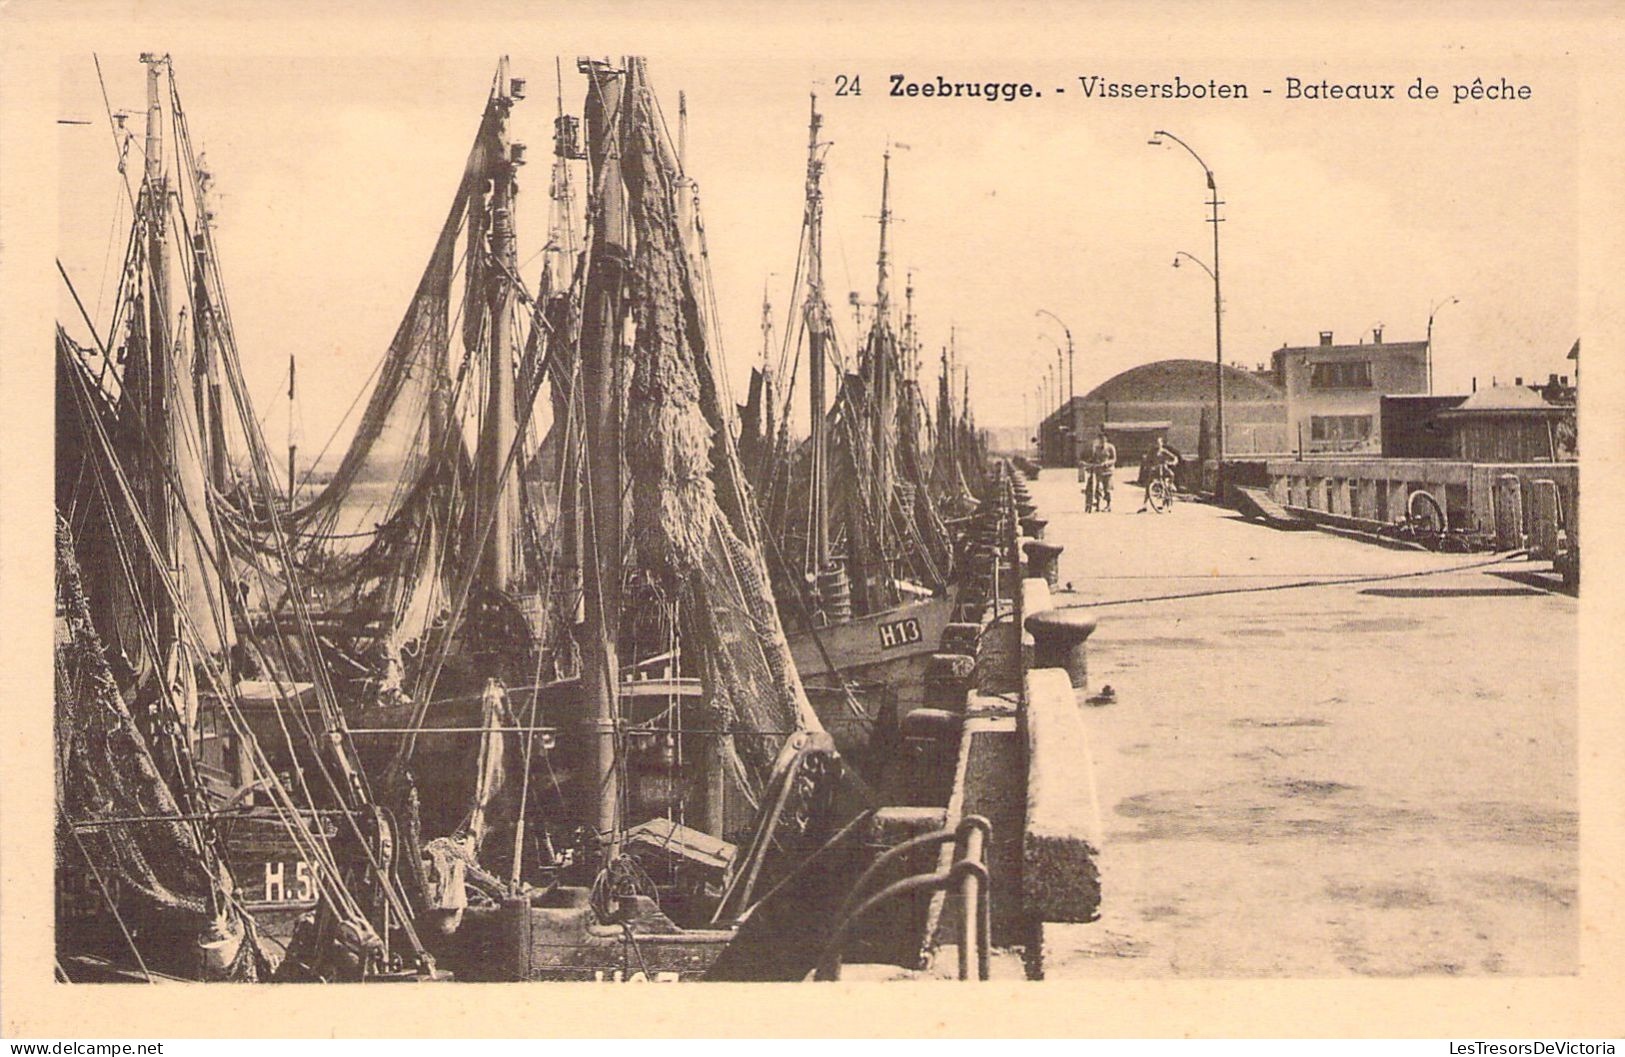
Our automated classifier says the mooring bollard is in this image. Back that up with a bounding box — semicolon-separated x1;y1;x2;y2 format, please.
941;622;982;656
900;706;963;742
1024;608;1098;689
1020;515;1048;539
498;894;534;980
1022;539;1064;588
924;652;977;710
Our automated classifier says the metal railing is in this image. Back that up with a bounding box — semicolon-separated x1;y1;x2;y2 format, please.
813;814;993;981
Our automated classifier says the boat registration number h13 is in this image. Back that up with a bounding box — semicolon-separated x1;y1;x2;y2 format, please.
878;617;922;650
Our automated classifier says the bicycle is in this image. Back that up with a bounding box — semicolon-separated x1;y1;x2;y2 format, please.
1082;465;1112;513
1145;463;1177;513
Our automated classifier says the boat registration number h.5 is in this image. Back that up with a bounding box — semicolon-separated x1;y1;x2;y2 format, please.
257;860;316;903
877;617;922;650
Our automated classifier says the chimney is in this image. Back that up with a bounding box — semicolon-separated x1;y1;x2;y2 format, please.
1373;327;1384;344
1319;331;1334;346
1561;375;1569;387
1515;376;1523;387
1549;373;1558;387
1472;377;1477;392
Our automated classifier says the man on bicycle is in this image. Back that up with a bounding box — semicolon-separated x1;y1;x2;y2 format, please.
1081;427;1116;512
1140;436;1181;512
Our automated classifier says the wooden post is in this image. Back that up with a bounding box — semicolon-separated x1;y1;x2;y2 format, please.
1530;479;1560;560
1495;473;1525;550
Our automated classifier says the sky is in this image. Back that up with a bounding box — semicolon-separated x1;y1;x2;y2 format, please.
57;42;1578;458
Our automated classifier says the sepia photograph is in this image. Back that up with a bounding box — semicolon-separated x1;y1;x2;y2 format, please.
5;0;1623;1041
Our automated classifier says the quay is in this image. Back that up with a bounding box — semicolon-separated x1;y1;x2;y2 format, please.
1024;469;1577;976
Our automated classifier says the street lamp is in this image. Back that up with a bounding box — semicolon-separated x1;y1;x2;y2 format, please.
1037;309;1076;461
1426;295;1458;395
1034;383;1044;459
1033;350;1054;464
1036;337;1060;462
1033;380;1046;458
1039;334;1064;444
1049;360;1060;464
1150;129;1224;494
1172;251;1214;279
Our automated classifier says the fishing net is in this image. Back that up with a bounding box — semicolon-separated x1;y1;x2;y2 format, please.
619;58;821;791
891;381;953;585
288;116;492;542
250;95;529;689
56;513;264;980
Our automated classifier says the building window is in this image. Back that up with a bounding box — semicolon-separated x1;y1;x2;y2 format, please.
1309;361;1373;389
1308;414;1373;450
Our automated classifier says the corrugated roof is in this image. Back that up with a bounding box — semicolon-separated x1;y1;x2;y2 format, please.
1081;358;1284;404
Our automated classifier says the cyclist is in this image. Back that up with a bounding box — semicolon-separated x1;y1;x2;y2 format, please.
1080;427;1116;512
1139;436;1181;512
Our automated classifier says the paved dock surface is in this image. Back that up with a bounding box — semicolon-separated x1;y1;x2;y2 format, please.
1028;469;1577;977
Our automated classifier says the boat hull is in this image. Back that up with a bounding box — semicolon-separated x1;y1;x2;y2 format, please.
788;596;954;712
445;894;734;981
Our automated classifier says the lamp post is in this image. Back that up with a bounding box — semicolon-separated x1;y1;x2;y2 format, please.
1171;250;1217;462
1039;334;1064;461
1036;384;1043;458
1150;129;1224;494
1049;360;1061;465
1426;295;1458;395
1033;383;1043;460
1034;351;1053;465
1037;309;1076;461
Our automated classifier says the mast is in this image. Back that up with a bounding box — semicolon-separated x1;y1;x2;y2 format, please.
140;52;176;658
803;94;831;592
478;58;523;591
286;354;297;500
578;56;629;854
678;90;688;173
544;56;583;651
944;328;957;471
938;343;952;478
674;89;701;263
875;149;893;319
903;269;917;386
760;283;773;376
759;282;775;449
542;58;579;291
191;159;228;492
870;150;894;583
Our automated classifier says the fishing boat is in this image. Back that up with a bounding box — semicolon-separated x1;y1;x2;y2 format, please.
743;100;982;774
54;53;430;981
56;54;1009;984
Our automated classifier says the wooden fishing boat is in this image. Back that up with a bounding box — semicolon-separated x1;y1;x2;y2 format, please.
743;100;982;767
56;55;1008;985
